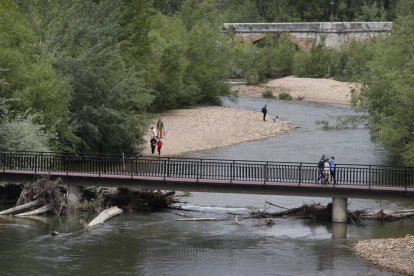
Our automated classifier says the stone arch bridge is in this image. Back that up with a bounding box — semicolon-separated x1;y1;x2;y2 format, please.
222;22;392;48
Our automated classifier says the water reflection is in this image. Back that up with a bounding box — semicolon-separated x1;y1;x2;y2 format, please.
331;222;348;239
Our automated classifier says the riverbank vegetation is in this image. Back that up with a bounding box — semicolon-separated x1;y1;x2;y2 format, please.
1;0;414;165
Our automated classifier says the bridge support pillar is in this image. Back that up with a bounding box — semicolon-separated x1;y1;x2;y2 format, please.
332;197;347;223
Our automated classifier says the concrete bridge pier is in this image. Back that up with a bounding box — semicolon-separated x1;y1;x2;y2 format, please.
332;197;348;223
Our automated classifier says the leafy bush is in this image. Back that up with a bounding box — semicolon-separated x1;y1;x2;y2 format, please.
292;37;336;78
262;90;274;98
279;92;292;100
245;69;260;84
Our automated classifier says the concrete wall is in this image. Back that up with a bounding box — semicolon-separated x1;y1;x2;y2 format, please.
223;22;393;48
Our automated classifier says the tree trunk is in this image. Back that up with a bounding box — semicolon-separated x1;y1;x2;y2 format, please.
16;205;51;216
178;218;222;221
0;200;41;215
87;206;123;228
359;210;414;220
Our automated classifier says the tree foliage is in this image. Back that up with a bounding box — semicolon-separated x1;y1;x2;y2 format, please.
353;15;414;165
0;98;50;152
217;0;399;22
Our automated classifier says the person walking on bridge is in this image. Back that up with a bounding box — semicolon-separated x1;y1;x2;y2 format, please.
323;157;330;183
329;156;336;184
316;154;325;183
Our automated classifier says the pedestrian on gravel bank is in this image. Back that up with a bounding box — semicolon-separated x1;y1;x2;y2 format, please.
156;138;163;156
261;105;267;121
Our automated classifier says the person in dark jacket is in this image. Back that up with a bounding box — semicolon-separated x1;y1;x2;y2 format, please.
261;105;267;121
150;137;157;154
316;154;325;183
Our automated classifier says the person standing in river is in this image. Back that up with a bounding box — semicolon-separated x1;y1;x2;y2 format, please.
157;117;164;138
329;156;336;184
261;105;267;121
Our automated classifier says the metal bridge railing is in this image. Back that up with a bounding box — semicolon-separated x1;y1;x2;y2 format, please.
0;151;413;190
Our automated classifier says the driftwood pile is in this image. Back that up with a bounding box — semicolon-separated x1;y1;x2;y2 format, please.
0;175;180;230
0;175;67;216
250;202;414;224
103;188;177;212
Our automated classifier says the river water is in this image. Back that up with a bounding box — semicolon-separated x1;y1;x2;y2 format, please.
1;96;413;275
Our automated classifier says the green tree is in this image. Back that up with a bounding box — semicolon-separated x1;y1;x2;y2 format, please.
181;0;231;104
255;36;296;80
148;13;191;109
292;37;336;78
0;0;72;151
354;15;414;165
46;0;153;153
0;99;50;152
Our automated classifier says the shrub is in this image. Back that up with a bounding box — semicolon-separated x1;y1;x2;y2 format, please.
279;92;292;100
262;90;274;98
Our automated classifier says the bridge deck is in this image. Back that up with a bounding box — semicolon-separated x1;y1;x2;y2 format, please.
1;151;413;199
2;169;413;200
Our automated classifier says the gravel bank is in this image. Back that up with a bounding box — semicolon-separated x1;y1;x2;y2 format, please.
142;106;298;156
353;235;414;275
232;76;359;105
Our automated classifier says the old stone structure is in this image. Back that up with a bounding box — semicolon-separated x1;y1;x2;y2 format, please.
223;22;393;48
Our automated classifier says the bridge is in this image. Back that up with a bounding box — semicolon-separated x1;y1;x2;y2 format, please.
1;151;413;223
223;22;393;48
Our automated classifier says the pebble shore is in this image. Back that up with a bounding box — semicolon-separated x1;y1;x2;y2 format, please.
353;235;414;275
142;106;298;156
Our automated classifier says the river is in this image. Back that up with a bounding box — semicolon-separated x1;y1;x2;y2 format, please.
1;96;413;275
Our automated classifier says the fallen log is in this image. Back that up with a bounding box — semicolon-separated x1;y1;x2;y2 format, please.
265;201;289;209
358;209;414;220
177;218;222;221
0;200;41;215
87;206;123;228
16;205;51;216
